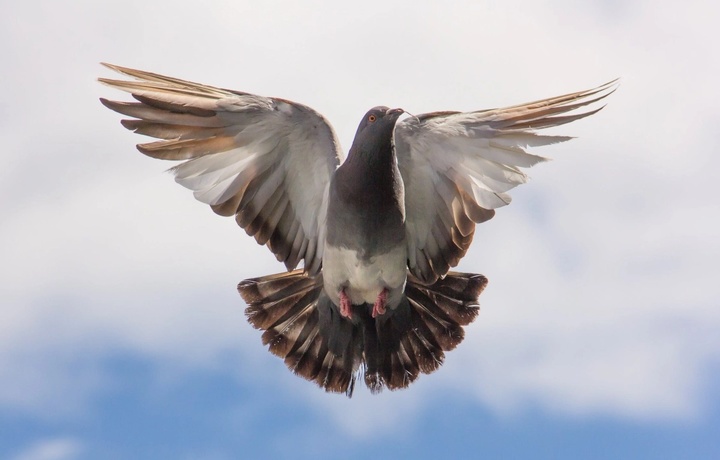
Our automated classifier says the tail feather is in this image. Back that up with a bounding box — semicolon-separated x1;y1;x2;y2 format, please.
406;313;445;373
238;269;488;396
407;272;485;326
409;295;464;351
382;333;420;390
239;270;360;396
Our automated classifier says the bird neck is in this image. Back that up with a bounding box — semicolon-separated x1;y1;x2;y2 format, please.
341;142;398;192
348;126;398;166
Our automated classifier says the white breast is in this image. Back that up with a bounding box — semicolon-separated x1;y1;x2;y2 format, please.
322;244;408;307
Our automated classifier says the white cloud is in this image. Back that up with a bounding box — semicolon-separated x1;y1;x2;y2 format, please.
9;438;83;460
1;0;719;436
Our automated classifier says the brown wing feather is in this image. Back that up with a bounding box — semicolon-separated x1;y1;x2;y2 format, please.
396;79;618;283
100;63;341;273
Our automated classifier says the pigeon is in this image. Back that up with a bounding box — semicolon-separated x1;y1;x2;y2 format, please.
99;63;617;396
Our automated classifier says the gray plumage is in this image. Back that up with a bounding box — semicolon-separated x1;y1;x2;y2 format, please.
99;63;616;395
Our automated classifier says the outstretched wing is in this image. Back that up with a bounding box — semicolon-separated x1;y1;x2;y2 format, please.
99;63;343;274
395;80;618;283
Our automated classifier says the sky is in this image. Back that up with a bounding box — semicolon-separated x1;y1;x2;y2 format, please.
1;0;719;459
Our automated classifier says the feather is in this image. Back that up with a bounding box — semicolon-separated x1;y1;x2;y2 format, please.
396;79;617;282
100;63;341;271
237;269;487;396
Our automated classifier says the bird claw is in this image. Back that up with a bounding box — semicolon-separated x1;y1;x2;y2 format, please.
372;288;388;318
339;289;353;319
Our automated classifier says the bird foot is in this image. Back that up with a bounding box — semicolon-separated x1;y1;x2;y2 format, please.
339;289;353;319
372;288;388;318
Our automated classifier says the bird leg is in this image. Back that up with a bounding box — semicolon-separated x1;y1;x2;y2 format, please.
339;288;353;319
372;288;388;318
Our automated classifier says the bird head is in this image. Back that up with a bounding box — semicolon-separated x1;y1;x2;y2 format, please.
350;106;405;153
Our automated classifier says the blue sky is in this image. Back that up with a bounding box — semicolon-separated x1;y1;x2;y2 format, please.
2;0;719;459
5;373;719;459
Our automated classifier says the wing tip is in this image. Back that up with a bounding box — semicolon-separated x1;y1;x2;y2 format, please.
99;62;140;79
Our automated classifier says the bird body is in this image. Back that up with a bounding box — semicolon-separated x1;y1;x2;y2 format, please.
99;63;617;395
324;106;407;315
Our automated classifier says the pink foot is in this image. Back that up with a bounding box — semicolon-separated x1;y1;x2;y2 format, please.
372;288;388;318
339;289;353;319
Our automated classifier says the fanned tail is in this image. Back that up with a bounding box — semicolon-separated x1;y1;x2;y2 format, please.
365;271;488;391
238;270;362;396
238;270;488;396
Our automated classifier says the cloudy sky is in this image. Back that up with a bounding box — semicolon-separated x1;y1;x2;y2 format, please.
2;0;719;458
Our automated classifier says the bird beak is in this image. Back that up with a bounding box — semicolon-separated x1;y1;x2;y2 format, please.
387;107;405;118
389;107;419;122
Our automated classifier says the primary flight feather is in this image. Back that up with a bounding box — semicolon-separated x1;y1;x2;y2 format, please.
99;63;616;395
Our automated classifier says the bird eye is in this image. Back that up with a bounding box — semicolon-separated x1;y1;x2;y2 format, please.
368;114;377;123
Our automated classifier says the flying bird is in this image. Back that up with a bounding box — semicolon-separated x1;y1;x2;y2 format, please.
99;63;616;396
